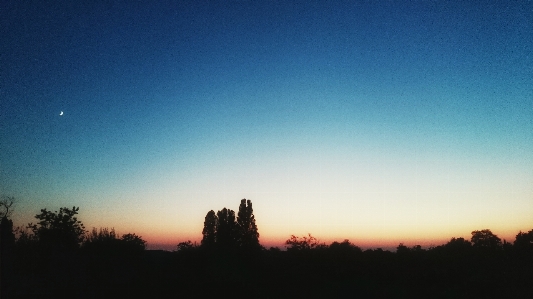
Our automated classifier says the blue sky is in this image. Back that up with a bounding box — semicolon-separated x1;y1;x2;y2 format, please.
1;1;532;249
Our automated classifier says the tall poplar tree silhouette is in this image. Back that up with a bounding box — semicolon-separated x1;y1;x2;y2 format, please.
201;210;218;248
201;199;260;251
216;208;238;250
237;199;259;249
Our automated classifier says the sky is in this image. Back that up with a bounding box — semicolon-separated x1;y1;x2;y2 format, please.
1;0;532;250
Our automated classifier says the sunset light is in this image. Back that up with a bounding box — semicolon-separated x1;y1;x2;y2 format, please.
2;0;531;252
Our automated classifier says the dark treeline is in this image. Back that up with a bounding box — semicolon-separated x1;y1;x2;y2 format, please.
1;197;532;298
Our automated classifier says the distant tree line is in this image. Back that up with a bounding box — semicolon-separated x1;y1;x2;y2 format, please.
175;199;533;297
7;206;146;253
1;196;532;298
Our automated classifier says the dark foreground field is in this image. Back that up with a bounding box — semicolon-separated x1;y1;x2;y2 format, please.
2;205;532;298
3;244;532;299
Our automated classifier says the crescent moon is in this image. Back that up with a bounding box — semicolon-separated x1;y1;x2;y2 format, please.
60;111;63;116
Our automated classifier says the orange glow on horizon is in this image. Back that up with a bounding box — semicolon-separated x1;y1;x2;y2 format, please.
142;228;525;251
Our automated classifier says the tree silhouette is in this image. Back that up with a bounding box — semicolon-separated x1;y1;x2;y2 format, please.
1;216;16;251
0;196;14;219
329;239;362;254
0;198;15;299
177;240;196;252
82;227;121;254
120;233;146;253
85;227;118;243
443;237;472;255
216;208;238;250
396;243;410;254
471;229;501;249
201;199;261;252
28;206;86;250
201;210;218;248
514;229;533;250
285;234;322;251
445;237;471;248
83;227;146;254
0;196;15;251
237;199;259;249
0;197;15;250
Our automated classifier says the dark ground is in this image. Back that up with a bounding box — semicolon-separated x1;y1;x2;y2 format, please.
3;244;532;299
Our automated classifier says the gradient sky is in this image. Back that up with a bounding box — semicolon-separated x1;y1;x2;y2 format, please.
1;0;532;250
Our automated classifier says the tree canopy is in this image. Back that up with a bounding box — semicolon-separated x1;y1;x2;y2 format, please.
216;207;238;250
285;234;323;251
201;199;260;251
237;199;259;249
0;196;14;219
471;229;502;249
514;229;533;250
28;206;86;250
201;210;218;248
82;227;146;254
0;196;16;251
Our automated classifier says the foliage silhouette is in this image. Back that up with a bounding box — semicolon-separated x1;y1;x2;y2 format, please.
28;206;86;250
83;227;146;255
120;233;146;253
329;239;362;255
445;237;472;250
237;198;260;250
78;227;147;298
0;196;15;261
285;233;324;251
0;214;15;252
177;240;197;252
396;243;410;254
216;207;238;250
471;229;502;249
201;210;217;248
83;227;120;251
0;197;16;299
0;196;15;219
8;207;89;297
514;229;533;250
6;201;533;298
201;199;261;253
